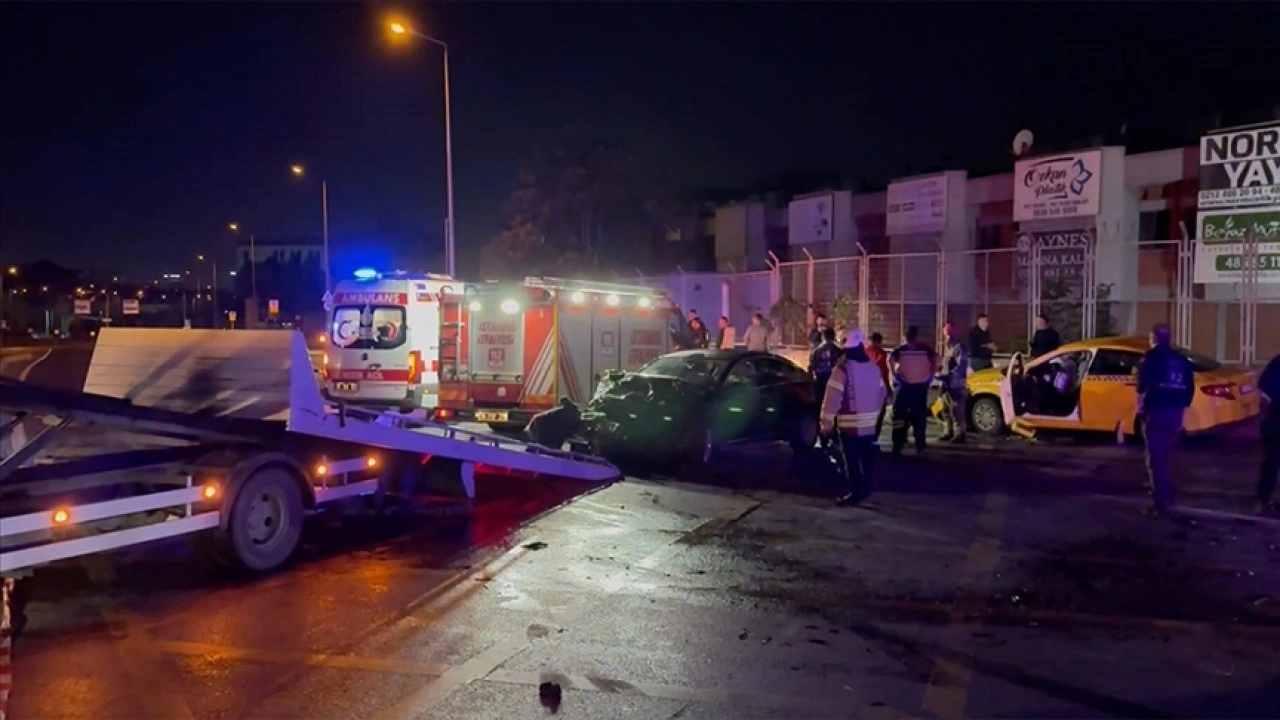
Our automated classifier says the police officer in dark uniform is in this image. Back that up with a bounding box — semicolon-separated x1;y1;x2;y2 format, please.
1136;324;1195;516
809;327;841;407
1256;353;1280;516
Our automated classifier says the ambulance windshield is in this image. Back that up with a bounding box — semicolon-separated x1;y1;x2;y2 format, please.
331;305;406;350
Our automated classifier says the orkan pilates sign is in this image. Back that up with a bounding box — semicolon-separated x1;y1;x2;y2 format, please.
1198;122;1280;210
1013;150;1102;222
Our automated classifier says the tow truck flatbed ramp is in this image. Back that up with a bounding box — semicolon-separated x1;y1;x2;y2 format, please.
6;327;621;483
1;328;620;577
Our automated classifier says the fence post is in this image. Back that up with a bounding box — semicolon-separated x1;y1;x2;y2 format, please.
856;243;870;329
767;252;782;308
1029;241;1041;343
802;248;816;324
1176;221;1194;350
935;242;948;347
1242;229;1259;366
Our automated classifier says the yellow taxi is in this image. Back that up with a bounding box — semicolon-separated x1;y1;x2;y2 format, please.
933;336;1262;438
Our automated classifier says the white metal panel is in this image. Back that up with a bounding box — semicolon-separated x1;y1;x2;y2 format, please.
0;513;221;574
556;302;595;404
84;328;303;421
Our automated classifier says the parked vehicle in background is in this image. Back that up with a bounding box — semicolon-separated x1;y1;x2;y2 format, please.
321;268;455;410
434;278;673;431
934;336;1261;437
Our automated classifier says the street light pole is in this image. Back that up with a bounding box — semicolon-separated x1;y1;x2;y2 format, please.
392;23;456;277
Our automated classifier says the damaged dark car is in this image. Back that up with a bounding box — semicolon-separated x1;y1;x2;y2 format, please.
581;349;819;469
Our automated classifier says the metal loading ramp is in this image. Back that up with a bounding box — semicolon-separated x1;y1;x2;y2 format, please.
82;328;622;483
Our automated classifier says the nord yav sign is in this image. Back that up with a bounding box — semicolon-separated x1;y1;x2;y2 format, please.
1197;122;1280;210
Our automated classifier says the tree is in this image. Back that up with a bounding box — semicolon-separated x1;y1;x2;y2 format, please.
480;140;678;279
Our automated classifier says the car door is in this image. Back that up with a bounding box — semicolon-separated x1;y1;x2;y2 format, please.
1017;349;1093;429
1080;348;1142;433
998;351;1025;427
713;358;762;441
753;357;815;438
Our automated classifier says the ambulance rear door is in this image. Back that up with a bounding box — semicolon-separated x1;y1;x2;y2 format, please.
327;286;414;405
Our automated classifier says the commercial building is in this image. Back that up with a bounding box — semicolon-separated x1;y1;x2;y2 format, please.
679;123;1278;363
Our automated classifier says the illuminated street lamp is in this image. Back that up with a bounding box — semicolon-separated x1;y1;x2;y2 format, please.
228;222;257;301
388;19;456;277
289;164;331;295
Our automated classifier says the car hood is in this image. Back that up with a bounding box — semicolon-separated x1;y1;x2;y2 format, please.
584;373;711;432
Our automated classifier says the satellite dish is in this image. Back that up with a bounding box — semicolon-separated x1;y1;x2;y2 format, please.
1012;129;1035;156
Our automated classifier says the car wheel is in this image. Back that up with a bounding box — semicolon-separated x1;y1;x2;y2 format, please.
790;414;818;454
968;396;1004;436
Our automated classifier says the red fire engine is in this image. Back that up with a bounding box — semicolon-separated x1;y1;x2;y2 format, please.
434;277;676;430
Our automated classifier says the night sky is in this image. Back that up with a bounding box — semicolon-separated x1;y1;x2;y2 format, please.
2;2;1277;281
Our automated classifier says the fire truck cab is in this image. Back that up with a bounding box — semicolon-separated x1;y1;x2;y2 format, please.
435;277;675;430
322;268;456;410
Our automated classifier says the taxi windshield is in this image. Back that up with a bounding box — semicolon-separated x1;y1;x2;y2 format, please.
636;353;730;383
331;305;406;350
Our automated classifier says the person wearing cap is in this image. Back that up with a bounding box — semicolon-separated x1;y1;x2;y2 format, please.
1136;323;1195;516
938;321;970;444
820;328;887;506
889;325;938;457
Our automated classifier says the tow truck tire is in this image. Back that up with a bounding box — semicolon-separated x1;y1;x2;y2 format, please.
224;467;305;572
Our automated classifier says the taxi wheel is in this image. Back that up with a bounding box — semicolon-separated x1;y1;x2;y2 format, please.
968;396;1005;436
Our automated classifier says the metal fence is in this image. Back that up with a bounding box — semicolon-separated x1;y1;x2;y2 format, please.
645;238;1276;364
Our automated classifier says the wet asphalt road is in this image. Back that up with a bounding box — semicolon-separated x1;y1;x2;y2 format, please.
3;345;1279;719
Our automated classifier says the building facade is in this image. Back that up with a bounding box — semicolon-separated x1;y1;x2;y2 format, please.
678;129;1279;363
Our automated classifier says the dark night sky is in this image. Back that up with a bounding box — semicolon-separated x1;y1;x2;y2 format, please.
2;2;1277;281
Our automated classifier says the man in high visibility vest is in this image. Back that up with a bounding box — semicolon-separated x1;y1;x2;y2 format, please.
820;329;888;507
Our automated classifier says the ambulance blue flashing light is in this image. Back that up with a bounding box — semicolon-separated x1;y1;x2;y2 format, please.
353;267;379;281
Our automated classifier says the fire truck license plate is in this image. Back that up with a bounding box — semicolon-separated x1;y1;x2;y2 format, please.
334;381;359;393
475;410;509;423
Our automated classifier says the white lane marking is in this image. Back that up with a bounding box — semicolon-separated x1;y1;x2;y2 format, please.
17;348;53;382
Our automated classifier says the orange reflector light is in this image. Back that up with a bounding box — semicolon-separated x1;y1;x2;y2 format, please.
202;484;219;500
366;456;378;468
315;463;329;477
52;508;71;525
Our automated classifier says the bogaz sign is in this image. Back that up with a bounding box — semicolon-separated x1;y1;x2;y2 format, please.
1013;150;1102;222
1198;122;1280;210
1195;121;1280;283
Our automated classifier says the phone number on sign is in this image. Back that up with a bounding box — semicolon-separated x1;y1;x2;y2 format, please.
1214;253;1280;271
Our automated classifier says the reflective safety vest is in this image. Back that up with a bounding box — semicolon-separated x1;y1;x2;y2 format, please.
821;358;887;437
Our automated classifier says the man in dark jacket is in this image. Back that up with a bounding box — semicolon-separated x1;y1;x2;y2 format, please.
808;314;829;349
809;327;842;407
1256;353;1280;516
1136;324;1195;516
1030;313;1061;358
968;314;996;371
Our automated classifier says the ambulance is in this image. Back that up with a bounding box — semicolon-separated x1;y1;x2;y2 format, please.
434;277;676;430
322;268;456;409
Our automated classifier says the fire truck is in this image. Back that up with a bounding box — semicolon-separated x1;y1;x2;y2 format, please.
434;278;677;430
322;268;457;410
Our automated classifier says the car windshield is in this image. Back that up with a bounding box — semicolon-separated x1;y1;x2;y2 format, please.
636;353;730;383
331;305;406;350
1179;348;1222;373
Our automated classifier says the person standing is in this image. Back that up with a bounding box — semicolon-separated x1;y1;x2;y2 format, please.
865;332;893;441
1136;324;1195;517
939;322;970;444
889;325;938;457
1030;313;1061;358
743;313;770;352
686;310;710;349
808;314;829;349
715;316;735;349
809;327;841;407
820;328;887;506
1256;353;1280;516
968;314;996;371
